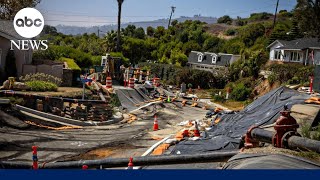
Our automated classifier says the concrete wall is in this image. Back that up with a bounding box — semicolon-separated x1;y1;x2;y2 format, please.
22;64;37;75
22;64;64;79
22;64;72;86
62;69;73;87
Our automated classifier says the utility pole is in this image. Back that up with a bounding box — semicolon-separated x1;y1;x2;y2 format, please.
98;27;100;37
168;6;176;29
273;0;280;29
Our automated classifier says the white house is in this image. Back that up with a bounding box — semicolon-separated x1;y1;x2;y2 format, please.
267;38;320;65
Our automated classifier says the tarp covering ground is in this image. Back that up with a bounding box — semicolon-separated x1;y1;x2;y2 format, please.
171;87;310;154
223;153;320;169
116;88;149;112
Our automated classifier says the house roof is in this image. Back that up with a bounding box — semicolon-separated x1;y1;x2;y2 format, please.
188;51;233;66
269;38;320;50
0;20;24;40
266;40;285;49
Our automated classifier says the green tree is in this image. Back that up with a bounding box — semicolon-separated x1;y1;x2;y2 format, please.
122;37;146;65
41;25;58;36
134;27;146;39
147;26;155;37
217;15;233;24
171;20;178;26
240;23;265;47
154;26;166;39
294;0;320;38
287;20;304;40
203;36;221;52
235;16;247;26
170;50;188;66
104;30;119;52
122;25;136;37
0;0;41;20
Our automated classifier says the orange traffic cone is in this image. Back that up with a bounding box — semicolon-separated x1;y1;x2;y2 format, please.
153;115;159;131
127;157;134;170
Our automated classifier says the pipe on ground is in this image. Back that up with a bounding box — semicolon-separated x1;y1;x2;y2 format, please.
287;136;320;153
251;128;274;144
44;150;238;169
0;151;239;169
250;128;320;154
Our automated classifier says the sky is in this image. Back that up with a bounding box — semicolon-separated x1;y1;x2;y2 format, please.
36;0;298;27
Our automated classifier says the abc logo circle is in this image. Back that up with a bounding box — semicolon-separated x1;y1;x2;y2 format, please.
13;8;44;38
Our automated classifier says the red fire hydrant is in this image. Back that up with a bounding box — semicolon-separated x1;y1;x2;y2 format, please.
272;107;299;148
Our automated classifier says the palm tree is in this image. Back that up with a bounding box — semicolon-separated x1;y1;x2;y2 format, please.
116;0;124;52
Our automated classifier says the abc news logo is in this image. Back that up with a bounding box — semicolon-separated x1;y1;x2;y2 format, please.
15;17;43;27
10;8;48;51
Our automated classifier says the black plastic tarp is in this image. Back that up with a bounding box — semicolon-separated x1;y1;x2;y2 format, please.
116;89;148;112
171;87;309;154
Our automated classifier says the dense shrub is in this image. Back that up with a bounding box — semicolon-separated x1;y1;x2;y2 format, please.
213;94;225;102
33;45;99;68
26;81;58;92
19;73;62;86
248;12;273;21
266;64;314;84
268;71;277;85
224;29;237;36
230;83;251;101
138;63;220;89
217;15;233;24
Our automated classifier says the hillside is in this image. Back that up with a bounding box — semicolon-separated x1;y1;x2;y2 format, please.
55;15;217;36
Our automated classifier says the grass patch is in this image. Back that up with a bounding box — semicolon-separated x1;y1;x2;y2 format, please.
195;89;213;99
212;99;246;111
301;122;320;141
57;57;81;71
26;81;58;92
295;151;320;161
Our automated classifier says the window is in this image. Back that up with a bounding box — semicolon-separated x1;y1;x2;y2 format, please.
274;50;281;60
212;56;217;64
290;51;301;62
198;54;203;62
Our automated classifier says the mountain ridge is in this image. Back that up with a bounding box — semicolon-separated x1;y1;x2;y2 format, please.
55;15;217;36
